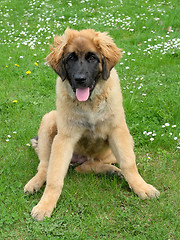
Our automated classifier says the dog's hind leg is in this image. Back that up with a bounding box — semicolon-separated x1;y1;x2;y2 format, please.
24;111;57;194
75;159;122;176
75;148;122;176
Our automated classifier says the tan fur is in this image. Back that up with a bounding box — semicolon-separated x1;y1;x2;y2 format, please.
24;28;160;221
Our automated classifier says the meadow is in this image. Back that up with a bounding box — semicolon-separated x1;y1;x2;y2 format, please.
0;0;179;239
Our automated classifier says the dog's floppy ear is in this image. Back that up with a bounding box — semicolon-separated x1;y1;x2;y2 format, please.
45;36;67;80
45;28;78;80
101;54;109;80
55;54;66;81
94;32;122;80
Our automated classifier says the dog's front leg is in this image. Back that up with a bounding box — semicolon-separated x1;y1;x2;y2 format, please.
31;133;80;221
109;124;160;199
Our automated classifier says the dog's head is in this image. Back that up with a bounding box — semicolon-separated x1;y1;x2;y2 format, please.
46;28;122;101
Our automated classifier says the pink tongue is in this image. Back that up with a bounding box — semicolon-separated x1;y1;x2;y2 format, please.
76;88;90;101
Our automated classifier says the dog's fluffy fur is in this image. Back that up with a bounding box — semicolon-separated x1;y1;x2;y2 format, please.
24;28;160;221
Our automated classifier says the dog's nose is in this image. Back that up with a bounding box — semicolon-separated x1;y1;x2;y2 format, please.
74;74;86;84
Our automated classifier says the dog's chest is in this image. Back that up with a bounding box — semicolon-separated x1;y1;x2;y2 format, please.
72;101;112;136
80;112;104;131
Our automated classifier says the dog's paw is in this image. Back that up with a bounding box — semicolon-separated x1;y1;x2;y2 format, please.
24;177;42;194
131;183;160;200
31;203;54;221
111;166;122;177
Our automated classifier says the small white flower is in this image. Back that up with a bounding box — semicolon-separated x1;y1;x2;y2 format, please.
142;93;146;96
150;138;154;141
13;131;17;134
143;131;147;135
127;52;131;56
162;125;165;128
26;143;31;147
152;133;156;136
172;125;176;128
165;123;170;127
169;133;173;136
20;56;23;58
174;137;177;141
125;66;130;69
147;132;152;136
6;139;10;142
130;91;133;93
8;135;11;138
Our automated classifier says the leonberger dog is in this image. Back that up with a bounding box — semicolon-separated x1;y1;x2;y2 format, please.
24;28;160;220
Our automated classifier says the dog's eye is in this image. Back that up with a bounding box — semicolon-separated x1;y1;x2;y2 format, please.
86;53;98;62
89;56;96;61
67;52;77;61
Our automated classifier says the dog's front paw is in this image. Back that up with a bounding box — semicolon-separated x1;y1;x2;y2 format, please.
24;175;45;194
24;178;41;194
31;202;54;221
131;182;160;200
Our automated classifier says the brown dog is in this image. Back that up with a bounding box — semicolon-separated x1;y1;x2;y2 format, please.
24;28;160;220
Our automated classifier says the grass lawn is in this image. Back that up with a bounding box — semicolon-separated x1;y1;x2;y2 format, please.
0;0;179;239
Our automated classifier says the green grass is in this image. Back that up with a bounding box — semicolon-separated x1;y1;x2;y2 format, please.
0;0;179;239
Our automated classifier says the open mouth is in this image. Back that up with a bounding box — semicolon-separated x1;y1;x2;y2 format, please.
74;81;96;102
76;88;90;102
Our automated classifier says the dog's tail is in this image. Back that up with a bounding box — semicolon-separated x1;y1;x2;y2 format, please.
30;136;38;154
